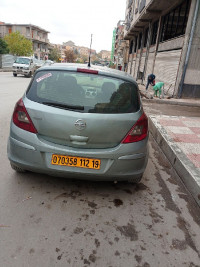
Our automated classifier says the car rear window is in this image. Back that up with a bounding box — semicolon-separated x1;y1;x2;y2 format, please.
26;70;140;113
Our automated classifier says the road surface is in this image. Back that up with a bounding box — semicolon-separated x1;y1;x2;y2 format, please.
0;72;200;267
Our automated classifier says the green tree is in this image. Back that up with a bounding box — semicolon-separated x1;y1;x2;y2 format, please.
0;38;9;54
4;31;33;56
64;49;76;63
48;47;60;62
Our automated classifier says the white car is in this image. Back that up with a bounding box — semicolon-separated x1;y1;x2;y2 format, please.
13;57;37;77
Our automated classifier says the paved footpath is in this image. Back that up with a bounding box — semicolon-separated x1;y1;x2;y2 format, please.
149;115;200;206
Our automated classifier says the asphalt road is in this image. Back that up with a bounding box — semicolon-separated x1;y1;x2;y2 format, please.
0;72;200;267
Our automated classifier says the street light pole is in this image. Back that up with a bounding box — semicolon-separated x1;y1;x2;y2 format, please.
88;34;93;67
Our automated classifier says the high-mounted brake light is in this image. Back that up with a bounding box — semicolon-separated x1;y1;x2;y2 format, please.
12;98;37;133
77;68;98;75
122;113;148;143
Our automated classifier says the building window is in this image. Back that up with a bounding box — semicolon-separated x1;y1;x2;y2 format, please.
151;20;158;45
160;0;191;42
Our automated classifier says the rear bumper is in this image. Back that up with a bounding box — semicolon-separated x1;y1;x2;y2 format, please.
7;123;149;181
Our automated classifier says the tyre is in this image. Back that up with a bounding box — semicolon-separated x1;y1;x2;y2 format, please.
128;175;143;184
13;73;17;77
26;72;32;78
10;163;26;173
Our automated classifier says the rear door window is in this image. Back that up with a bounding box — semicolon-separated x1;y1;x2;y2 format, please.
26;70;140;113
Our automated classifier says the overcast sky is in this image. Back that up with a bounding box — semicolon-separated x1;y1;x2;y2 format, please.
0;0;126;52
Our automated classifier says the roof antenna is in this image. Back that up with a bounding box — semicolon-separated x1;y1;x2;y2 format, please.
88;34;93;67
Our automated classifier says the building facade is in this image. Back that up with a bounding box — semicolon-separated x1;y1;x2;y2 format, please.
124;0;200;98
114;21;129;71
0;23;50;60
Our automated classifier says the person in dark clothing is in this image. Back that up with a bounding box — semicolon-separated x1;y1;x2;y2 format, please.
146;74;156;90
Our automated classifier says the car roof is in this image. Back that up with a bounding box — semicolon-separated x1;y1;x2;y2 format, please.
17;56;31;59
37;63;137;84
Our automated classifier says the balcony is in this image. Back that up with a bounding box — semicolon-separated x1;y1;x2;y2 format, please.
32;35;49;43
124;0;181;40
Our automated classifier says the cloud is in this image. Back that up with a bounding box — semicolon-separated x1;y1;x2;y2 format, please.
0;0;126;52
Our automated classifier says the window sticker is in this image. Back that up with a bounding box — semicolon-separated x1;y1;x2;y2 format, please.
36;73;52;83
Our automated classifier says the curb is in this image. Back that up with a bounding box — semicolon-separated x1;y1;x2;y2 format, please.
142;97;200;108
0;69;12;72
140;89;200;108
149;115;200;207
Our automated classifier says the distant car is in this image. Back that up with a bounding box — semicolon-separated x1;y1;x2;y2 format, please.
43;60;54;66
34;59;45;70
12;57;37;77
7;63;148;182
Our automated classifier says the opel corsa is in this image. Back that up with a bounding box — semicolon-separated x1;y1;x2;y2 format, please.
7;63;148;182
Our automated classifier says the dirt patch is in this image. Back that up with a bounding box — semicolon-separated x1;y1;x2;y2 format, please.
177;217;200;257
171;239;187;250
123;189;132;194
116;223;138;241
134;183;148;192
113;199;123;207
88;201;97;209
73;227;83;234
95;239;100;248
54;190;82;200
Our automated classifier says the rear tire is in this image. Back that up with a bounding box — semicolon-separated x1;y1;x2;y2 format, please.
128;175;143;184
13;73;17;77
10;163;26;173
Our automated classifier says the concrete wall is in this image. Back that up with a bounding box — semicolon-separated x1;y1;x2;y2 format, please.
0;54;16;68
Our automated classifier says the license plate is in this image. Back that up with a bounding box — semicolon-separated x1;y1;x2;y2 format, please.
51;154;101;170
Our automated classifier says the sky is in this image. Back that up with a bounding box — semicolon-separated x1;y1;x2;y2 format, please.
0;0;126;52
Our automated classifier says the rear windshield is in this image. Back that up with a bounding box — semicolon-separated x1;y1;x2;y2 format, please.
26;70;140;113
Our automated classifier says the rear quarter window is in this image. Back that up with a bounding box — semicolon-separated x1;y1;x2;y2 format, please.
26;70;140;113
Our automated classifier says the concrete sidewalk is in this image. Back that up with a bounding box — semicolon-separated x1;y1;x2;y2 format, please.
149;115;200;206
138;84;200;108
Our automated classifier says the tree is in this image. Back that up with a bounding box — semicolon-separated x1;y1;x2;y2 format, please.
0;38;9;54
4;31;33;56
48;47;60;62
64;49;76;63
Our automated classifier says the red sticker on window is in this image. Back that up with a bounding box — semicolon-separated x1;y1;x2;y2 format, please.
36;73;52;83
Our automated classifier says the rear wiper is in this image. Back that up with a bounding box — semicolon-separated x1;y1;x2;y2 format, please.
42;101;84;110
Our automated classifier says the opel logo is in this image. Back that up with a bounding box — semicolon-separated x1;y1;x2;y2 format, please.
75;119;86;131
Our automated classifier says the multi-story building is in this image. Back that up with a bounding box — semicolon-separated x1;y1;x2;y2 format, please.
124;0;200;98
100;50;111;61
0;23;50;60
114;21;129;71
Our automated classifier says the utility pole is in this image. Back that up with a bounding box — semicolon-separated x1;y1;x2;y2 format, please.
88;34;93;67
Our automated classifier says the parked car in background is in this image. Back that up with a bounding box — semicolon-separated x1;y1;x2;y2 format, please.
12;57;37;77
7;63;149;182
34;59;45;70
42;60;54;66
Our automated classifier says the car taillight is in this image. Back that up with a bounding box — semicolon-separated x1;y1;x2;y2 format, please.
77;68;98;74
122;113;148;143
12;98;37;133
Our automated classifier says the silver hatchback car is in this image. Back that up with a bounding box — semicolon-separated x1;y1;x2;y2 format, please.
7;63;148;182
